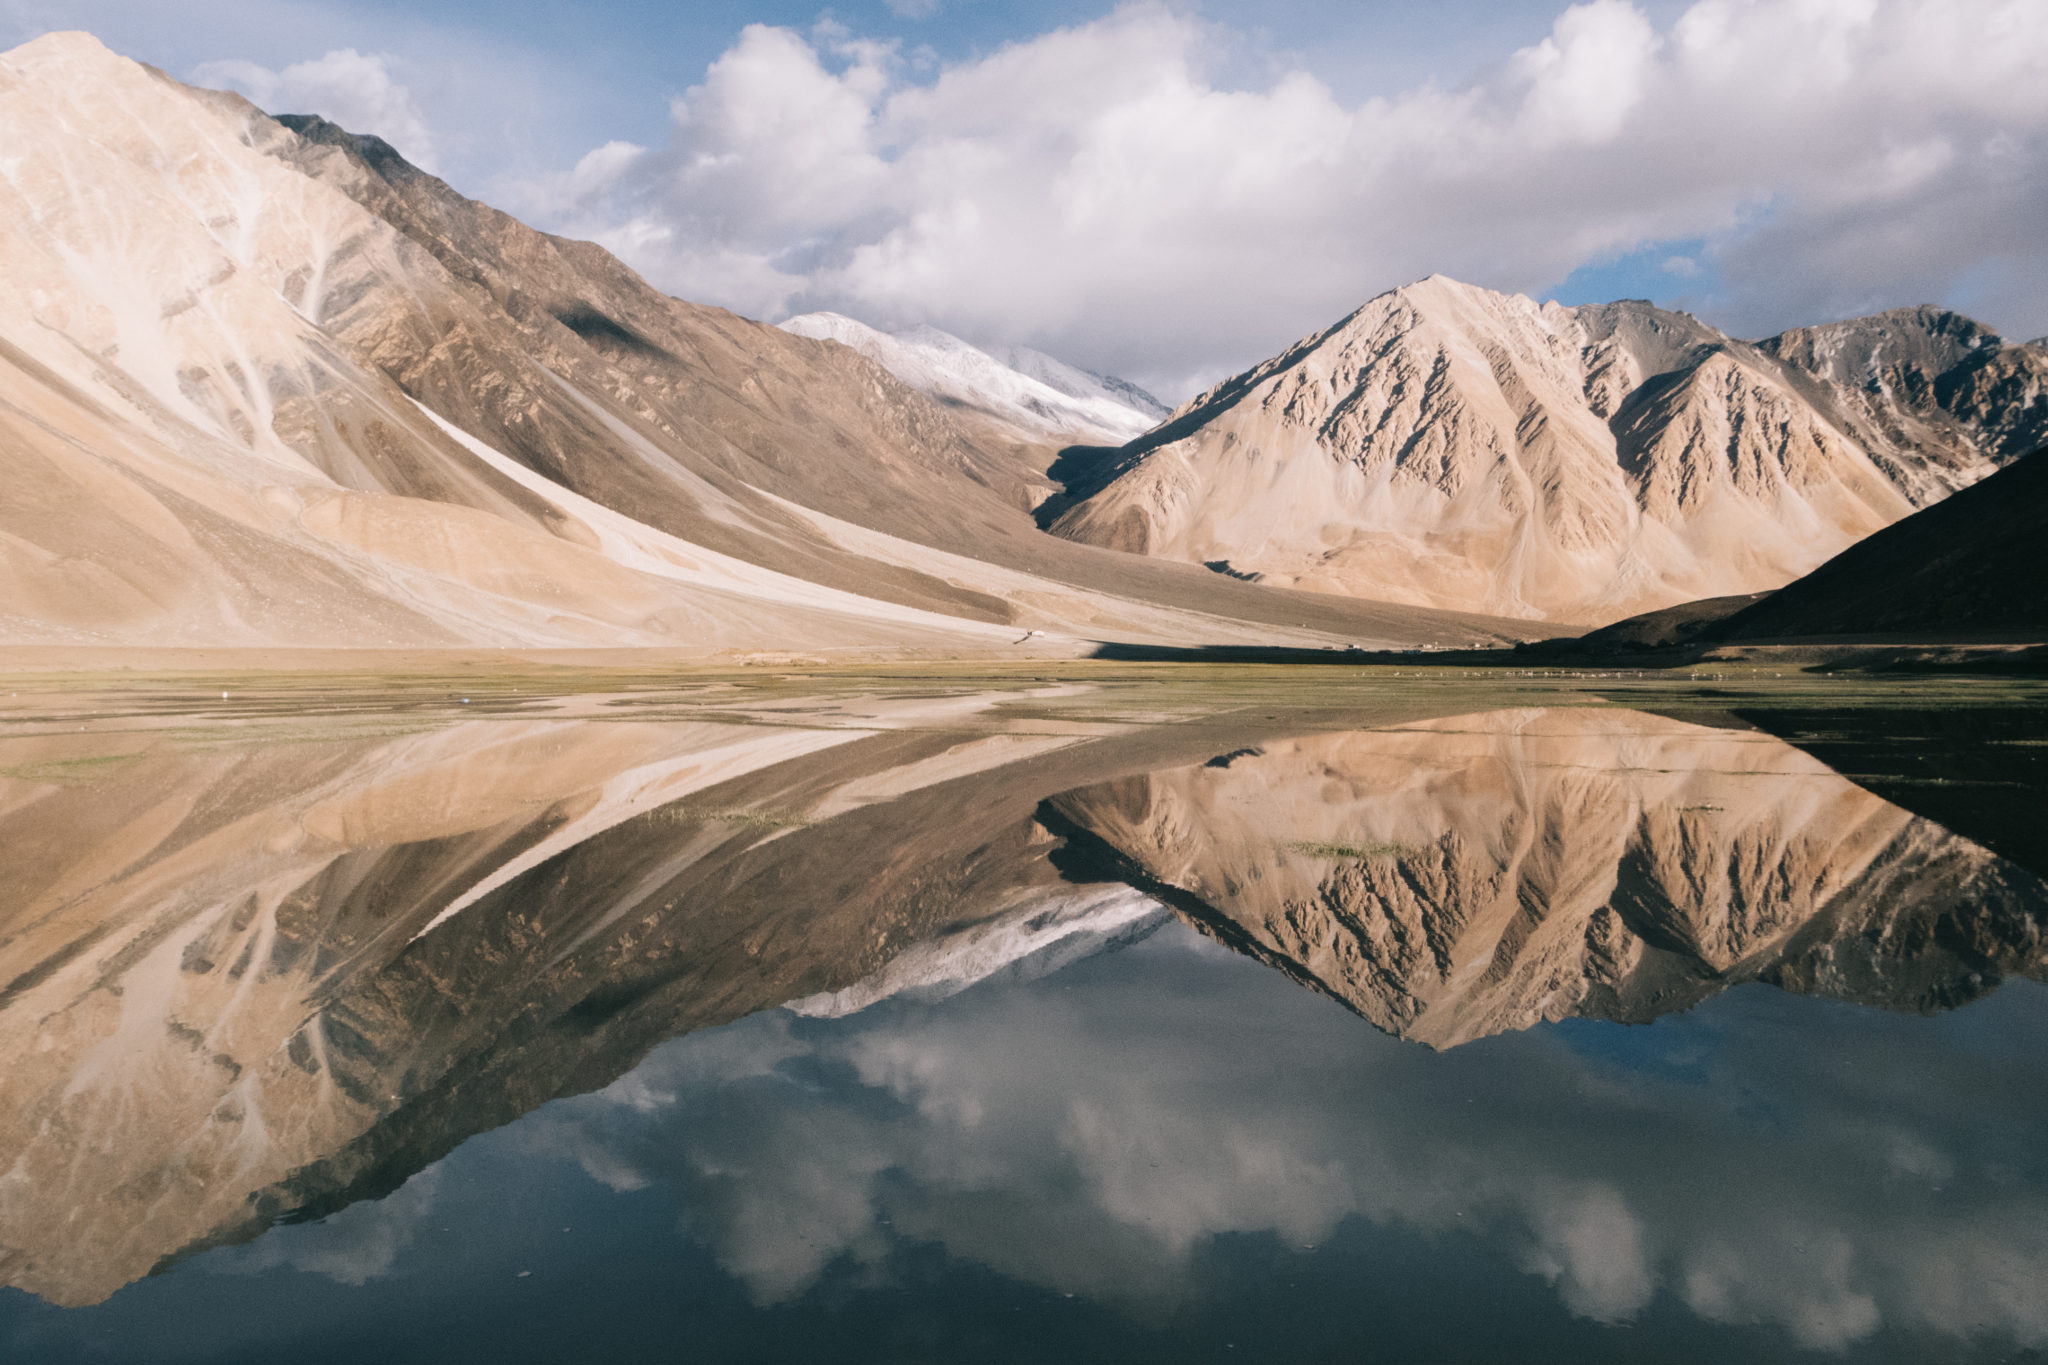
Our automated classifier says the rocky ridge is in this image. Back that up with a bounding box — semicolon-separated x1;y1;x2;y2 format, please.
1047;277;2048;623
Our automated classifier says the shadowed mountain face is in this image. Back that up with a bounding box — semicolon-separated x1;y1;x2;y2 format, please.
0;690;2042;1308
1048;278;2047;624
1559;447;2048;654
1706;447;2048;642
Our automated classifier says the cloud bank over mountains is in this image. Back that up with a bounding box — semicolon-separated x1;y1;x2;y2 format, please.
176;0;2048;397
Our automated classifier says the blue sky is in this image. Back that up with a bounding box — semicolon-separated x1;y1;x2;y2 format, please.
4;0;2040;394
7;1;1684;182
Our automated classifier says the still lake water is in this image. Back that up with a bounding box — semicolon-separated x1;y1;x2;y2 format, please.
1;668;2043;1363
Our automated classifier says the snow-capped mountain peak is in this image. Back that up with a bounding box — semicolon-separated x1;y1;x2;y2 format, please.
778;312;1162;446
984;343;1172;420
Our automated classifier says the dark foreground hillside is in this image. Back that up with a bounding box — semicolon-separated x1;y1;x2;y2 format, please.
1708;446;2047;642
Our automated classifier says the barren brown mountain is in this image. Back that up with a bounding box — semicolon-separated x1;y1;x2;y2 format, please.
1046;277;2047;624
0;33;1524;657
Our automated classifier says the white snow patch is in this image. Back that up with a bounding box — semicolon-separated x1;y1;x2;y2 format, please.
786;886;1169;1016
780;313;1159;444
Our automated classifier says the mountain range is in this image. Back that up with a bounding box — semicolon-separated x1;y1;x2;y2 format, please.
1044;278;2047;623
1;30;2041;652
0;32;1514;657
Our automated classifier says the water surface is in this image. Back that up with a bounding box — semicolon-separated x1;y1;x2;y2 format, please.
0;668;2042;1362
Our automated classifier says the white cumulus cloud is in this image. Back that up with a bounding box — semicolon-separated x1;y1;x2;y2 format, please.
193;47;438;173
532;0;2048;398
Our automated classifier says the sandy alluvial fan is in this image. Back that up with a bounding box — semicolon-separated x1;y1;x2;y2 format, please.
0;32;1520;655
1046;276;2048;624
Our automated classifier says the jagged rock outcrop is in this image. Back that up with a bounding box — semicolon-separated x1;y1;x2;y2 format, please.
1048;277;2047;623
1761;307;2048;502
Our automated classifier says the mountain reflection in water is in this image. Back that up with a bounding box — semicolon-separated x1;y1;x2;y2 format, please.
1045;711;2045;1047
0;692;2043;1362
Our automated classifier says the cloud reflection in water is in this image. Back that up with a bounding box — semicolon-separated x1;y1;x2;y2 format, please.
522;928;2048;1353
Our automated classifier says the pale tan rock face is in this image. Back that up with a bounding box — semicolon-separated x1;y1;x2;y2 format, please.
1050;278;2039;624
0;33;1524;655
1045;710;2048;1049
0;33;994;650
